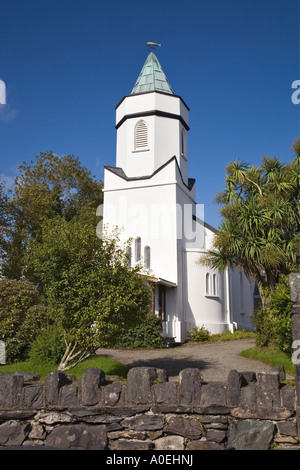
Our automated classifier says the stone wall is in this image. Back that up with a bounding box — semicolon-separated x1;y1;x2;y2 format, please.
0;365;298;450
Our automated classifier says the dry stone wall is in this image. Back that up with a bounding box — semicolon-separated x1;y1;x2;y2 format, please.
0;365;298;450
1;274;299;451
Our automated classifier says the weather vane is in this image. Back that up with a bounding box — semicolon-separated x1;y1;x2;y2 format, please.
146;42;161;51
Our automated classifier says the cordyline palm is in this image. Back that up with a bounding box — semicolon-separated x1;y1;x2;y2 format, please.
201;139;300;307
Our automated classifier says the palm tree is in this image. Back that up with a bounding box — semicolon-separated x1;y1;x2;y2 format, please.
201;139;300;308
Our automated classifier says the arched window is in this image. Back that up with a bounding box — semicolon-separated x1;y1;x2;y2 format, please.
135;120;148;150
205;273;210;295
144;246;150;269
135;237;141;262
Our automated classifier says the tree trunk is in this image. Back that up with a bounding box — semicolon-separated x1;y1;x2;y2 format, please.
58;340;91;371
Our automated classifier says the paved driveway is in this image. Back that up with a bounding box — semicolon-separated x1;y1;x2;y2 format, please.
96;338;294;383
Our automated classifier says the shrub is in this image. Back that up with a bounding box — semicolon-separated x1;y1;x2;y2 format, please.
188;325;211;342
253;275;293;355
0;279;50;362
28;324;65;365
107;313;164;349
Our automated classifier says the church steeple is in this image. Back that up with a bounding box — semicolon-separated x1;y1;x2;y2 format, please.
131;52;174;95
115;50;189;181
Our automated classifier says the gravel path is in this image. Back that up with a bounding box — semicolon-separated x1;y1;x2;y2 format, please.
96;338;294;383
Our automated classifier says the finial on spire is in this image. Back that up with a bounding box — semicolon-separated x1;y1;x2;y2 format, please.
146;42;161;51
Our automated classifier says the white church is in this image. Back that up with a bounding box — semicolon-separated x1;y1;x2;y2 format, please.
102;49;255;343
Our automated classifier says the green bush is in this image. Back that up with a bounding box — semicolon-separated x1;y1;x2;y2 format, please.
0;279;50;362
188;325;211;342
28;324;65;365
107;313;164;349
253;276;293;355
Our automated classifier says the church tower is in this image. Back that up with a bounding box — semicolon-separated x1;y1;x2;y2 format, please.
102;49;254;342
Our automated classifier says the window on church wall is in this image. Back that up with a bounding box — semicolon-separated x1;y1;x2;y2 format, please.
135;237;141;262
181;128;185;156
205;272;218;297
134;120;148;150
144;246;150;269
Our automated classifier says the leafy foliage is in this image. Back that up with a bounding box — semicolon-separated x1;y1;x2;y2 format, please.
107;313;164;349
28;324;65;365
252;275;293;355
0;279;50;362
188;325;211;342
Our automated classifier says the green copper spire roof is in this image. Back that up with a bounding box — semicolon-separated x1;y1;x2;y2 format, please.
131;51;174;95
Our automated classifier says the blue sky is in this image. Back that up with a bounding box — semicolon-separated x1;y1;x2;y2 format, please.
0;0;299;229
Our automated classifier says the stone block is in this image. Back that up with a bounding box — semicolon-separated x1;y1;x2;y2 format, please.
121;414;164;431
292;315;300;345
104;382;123;406
202;383;227;406
206;429;226;443
276;420;298;437
257;371;281;408
281;385;296;409
178;368;202;405
0;373;23;407
45;424;107;450
289;273;300;304
186;440;224;450
81;367;105;406
23;384;44;408
60;383;78;406
227;370;244;406
154;435;185;450
153;382;177;404
164;416;204;439
45;370;67;405
127;367;157;404
231;406;293;420
28;422;46;440
0;420;30;446
240;384;257;408
110;439;153;450
227;420;275;450
15;371;40;382
35;411;74;425
295;364;300;406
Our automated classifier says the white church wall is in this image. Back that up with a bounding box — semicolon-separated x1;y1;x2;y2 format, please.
182;250;231;334
230;268;255;331
103;180;179;285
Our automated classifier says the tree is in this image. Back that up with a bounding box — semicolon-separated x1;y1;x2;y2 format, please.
26;217;152;371
2;151;103;280
201;139;300;307
0;180;11;267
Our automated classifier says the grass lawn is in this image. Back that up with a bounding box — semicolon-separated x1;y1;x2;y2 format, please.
240;346;295;376
0;355;129;381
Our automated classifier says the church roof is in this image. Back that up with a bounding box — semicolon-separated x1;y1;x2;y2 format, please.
131;51;174;95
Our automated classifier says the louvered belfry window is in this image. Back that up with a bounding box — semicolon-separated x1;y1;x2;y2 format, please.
135;120;148;150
